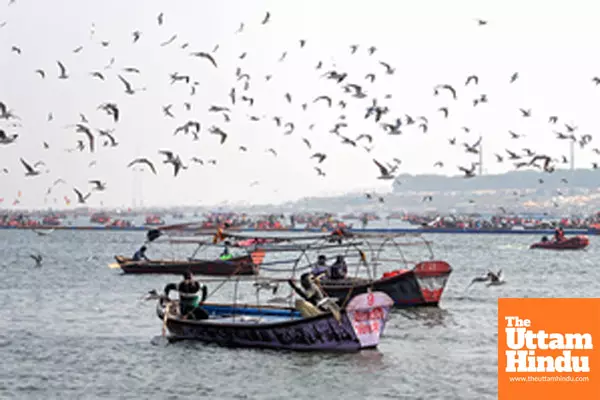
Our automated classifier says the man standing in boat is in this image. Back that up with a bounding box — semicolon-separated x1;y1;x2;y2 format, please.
164;271;208;320
219;242;233;260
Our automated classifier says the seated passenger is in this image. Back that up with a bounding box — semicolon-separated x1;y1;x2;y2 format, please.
311;255;328;276
327;255;348;280
132;245;149;262
288;273;326;307
288;273;341;318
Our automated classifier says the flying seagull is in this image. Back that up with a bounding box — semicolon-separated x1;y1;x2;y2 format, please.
73;188;91;204
373;159;395;180
57;61;69;79
117;75;135;95
189;52;218;68
128;158;157;174
89;180;107;191
21;158;41;177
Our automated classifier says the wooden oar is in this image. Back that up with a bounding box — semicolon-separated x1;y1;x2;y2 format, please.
108;263;121;269
162;302;172;337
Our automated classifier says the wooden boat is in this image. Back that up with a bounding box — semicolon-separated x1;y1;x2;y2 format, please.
530;235;589;250
113;251;264;275
319;260;452;308
156;291;394;352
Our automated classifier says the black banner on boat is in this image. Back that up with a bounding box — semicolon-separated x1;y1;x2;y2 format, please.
147;229;162;242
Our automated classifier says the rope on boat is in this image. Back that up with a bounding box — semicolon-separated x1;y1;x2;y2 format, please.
204;259;248;300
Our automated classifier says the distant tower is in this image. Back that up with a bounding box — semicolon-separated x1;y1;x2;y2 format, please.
139;171;144;208
131;171;136;208
478;138;483;176
570;139;575;170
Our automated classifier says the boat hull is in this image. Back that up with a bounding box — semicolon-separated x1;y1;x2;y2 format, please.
530;235;590;250
164;312;362;352
115;255;258;276
319;260;452;308
157;292;393;352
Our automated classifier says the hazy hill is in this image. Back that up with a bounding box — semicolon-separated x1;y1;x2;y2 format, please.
392;169;599;193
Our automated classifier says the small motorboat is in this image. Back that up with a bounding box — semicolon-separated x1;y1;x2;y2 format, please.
156;291;394;352
530;235;590;250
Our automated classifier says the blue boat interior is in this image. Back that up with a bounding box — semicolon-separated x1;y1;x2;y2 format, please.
204;314;303;324
202;304;303;324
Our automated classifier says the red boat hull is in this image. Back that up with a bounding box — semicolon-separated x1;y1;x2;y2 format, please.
319;260;452;308
530;235;590;250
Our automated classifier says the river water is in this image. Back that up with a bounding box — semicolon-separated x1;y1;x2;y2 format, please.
0;228;596;399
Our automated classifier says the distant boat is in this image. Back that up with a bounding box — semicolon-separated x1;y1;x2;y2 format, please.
530;235;589;250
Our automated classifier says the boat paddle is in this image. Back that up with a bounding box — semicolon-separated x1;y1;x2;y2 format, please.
162;302;172;338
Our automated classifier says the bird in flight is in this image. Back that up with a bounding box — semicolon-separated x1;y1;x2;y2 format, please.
128;158;157;174
20;158;41;177
373;159;395;180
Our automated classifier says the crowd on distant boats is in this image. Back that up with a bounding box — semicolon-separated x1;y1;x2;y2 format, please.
3;209;600;231
403;213;600;230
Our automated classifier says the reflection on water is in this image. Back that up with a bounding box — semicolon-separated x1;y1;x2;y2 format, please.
394;307;454;328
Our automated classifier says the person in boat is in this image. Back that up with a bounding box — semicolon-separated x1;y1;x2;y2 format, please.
288;273;326;307
311;255;328;276
132;245;149;262
219;242;233;261
164;271;208;320
554;227;565;242
327;255;348;280
288;273;341;318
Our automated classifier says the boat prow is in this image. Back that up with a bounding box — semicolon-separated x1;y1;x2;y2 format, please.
156;291;394;352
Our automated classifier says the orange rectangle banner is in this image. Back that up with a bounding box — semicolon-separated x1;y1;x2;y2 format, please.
498;298;600;400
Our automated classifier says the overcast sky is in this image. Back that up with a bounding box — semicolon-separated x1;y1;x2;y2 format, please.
1;0;599;208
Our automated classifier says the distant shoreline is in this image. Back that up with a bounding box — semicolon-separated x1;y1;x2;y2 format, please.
0;225;594;236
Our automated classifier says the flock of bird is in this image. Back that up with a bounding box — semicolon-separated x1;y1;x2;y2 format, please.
2;3;600;208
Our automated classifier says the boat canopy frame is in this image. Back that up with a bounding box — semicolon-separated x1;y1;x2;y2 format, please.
153;229;438;314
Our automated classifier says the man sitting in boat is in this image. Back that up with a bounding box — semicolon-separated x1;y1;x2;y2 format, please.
289;273;325;306
164;271;209;320
554;227;565;242
219;242;233;261
132;245;149;262
288;273;341;319
327;255;348;280
310;255;328;276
